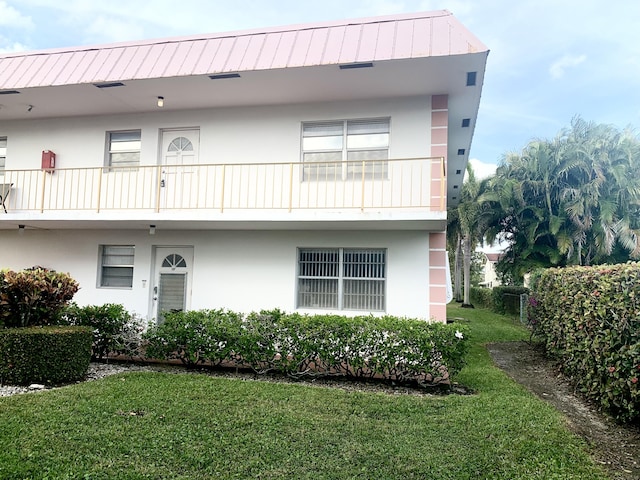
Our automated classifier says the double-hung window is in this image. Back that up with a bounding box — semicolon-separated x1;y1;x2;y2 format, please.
107;130;141;169
0;137;6;174
99;245;135;288
302;118;389;181
297;248;386;311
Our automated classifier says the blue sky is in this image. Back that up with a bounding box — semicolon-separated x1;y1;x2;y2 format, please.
1;0;639;178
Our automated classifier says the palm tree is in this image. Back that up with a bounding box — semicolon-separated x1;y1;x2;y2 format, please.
446;207;463;302
456;164;492;307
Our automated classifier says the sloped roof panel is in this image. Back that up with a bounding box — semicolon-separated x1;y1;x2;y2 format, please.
202;38;230;74
305;29;328;65
271;30;297;69
254;32;282;70
374;22;396;61
0;10;488;89
176;39;206;76
288;29;313;68
357;23;380;62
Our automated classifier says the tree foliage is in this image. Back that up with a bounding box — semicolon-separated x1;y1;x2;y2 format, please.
480;117;640;281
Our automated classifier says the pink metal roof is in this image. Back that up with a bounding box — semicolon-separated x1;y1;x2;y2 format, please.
0;10;487;90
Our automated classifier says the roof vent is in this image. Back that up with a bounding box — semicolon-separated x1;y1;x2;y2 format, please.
457;149;466;155
455;169;462;174
461;118;471;127
94;82;125;89
209;73;241;80
0;90;20;95
339;62;374;70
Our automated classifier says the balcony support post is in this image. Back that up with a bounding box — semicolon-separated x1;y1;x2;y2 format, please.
96;168;103;212
288;163;293;212
39;170;46;213
361;160;366;212
220;164;226;213
155;166;163;213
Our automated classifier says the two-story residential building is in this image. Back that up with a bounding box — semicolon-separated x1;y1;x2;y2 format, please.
0;10;488;322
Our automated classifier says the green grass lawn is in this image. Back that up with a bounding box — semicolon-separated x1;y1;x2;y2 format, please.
0;306;609;479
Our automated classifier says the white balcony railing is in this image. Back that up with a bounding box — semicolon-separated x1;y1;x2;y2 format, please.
0;157;445;215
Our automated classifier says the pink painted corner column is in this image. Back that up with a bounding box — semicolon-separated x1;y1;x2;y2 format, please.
429;94;449;322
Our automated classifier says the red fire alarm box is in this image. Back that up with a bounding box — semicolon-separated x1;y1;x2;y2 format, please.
42;150;56;172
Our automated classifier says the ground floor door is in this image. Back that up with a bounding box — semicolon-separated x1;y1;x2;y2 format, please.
152;246;194;321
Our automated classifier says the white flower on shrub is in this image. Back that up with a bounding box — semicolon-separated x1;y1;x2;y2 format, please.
455;330;464;340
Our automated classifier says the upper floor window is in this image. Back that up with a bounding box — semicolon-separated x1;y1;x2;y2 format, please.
107;130;141;168
0;137;6;174
302;119;389;181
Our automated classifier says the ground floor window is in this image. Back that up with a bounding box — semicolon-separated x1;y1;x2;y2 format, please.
99;245;134;288
297;248;386;311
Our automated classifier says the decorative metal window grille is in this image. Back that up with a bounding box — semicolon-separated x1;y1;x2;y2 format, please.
162;254;187;269
301;119;389;181
297;248;386;311
100;245;134;288
167;137;193;152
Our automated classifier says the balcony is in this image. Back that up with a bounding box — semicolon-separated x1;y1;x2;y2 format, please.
0;157;446;230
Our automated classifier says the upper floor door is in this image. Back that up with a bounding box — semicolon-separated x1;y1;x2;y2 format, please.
160;128;200;208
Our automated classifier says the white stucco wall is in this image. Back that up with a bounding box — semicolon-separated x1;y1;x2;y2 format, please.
0;228;432;320
0;96;432;170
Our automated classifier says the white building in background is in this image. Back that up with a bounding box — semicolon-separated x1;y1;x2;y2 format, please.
480;253;504;288
0;11;488;322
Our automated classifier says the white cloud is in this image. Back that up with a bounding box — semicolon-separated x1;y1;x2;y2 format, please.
549;54;587;79
0;41;29;53
0;1;33;29
468;158;497;180
82;16;146;44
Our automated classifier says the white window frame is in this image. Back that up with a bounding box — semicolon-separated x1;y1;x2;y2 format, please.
297;247;386;311
106;130;141;169
0;136;6;174
301;118;390;181
99;245;135;288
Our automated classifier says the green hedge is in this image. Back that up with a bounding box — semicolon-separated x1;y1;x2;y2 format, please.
530;263;640;423
469;287;493;309
0;326;93;385
492;286;529;315
63;303;146;360
145;309;469;387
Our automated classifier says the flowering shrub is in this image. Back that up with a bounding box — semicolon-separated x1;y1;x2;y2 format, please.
144;310;469;388
144;309;242;367
530;263;640;423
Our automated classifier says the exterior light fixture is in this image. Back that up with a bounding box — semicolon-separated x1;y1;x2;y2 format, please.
149;225;156;235
157;97;164;108
18;224;25;235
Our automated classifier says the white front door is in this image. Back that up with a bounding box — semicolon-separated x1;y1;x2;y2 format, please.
160;129;200;208
152;246;194;321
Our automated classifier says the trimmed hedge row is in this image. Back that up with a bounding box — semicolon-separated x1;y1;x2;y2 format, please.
144;309;469;387
530;263;640;423
0;326;92;385
469;287;493;309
